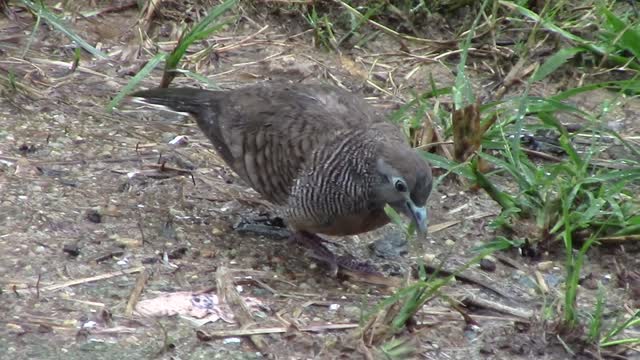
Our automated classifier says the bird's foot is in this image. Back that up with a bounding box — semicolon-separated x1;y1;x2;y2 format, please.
234;215;291;240
293;231;382;278
292;231;340;277
335;255;382;275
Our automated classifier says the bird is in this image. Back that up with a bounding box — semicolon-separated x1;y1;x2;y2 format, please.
128;81;433;276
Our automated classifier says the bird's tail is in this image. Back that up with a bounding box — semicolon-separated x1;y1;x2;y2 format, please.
128;87;218;117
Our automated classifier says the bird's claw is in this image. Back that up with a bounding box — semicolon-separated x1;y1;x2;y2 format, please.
293;231;381;277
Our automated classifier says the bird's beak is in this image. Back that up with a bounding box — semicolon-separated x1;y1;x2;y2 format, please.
406;200;428;234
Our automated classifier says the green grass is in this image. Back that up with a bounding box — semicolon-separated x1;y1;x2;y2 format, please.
107;0;237;111
160;0;237;88
19;0;108;59
361;0;640;353
106;0;639;354
304;6;338;51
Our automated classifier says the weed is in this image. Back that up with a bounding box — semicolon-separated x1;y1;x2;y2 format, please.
304;6;338;51
108;0;237;111
160;0;238;88
19;0;108;59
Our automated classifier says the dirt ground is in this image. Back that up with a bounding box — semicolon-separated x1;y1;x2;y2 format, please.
0;2;639;360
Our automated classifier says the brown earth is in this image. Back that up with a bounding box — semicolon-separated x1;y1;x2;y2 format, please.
0;1;638;359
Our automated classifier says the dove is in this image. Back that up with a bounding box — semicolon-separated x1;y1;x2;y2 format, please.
129;81;433;275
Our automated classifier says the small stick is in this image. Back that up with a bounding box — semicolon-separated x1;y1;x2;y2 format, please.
125;269;149;317
42;266;144;292
199;323;358;338
459;294;533;319
216;25;270;53
36;273;41;299
534;270;549;294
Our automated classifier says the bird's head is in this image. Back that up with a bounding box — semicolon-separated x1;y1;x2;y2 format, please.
373;145;433;234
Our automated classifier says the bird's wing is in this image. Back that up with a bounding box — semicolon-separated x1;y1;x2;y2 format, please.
130;82;383;205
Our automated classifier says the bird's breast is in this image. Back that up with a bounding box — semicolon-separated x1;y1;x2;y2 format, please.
290;208;390;236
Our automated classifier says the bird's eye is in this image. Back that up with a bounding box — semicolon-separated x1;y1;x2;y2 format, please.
394;179;407;192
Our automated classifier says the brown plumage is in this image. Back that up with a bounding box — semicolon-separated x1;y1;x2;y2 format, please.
129;81;433;274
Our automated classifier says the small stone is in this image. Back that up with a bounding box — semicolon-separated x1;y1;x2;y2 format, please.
342;305;361;320
86;209;102;223
444;239;455;247
479;258;496;272
423;253;436;264
223;337;241;345
368;227;408;259
537;261;554;271
299;282;311;290
112;235;142;248
63;244;81;257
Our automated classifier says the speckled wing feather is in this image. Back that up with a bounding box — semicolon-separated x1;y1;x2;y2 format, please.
129;82;384;205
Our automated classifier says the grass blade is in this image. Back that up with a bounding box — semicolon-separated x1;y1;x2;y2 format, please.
161;0;237;87
106;53;166;112
531;47;584;82
600;6;640;61
19;0;108;59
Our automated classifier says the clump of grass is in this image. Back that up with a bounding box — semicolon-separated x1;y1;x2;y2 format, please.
107;53;166;112
473;51;639;340
7;68;18;92
160;0;238;88
304;6;338;51
502;1;640;72
108;0;237;112
361;202;502;355
586;284;640;349
19;0;108;59
390;0;640;352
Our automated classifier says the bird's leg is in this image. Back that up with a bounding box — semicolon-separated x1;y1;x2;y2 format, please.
292;231;340;277
293;231;383;277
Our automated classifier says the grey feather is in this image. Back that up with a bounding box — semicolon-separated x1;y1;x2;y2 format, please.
129;81;433;237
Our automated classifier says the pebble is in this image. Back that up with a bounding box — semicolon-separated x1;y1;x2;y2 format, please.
537;261;554;271
342;305;361;320
368;227;408;258
444;239;455;247
112;235;142;248
479;258;496;272
423;253;436;264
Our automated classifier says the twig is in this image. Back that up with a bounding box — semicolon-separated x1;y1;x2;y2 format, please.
232;51;287;67
42;266;144;292
30;58;110;78
79;1;138;17
339;269;403;287
125;269;149;317
216;25;270;53
198;323;358;338
459;293;534;319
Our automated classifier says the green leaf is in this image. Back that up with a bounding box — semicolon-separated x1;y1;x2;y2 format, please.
106;53;167;112
601;6;640;61
531;47;584;82
418;151;474;179
19;0;108;59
